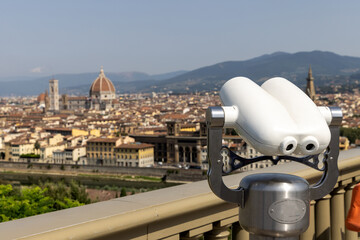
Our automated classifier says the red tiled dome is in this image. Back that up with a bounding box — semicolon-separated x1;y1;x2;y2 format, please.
89;67;115;95
37;93;46;102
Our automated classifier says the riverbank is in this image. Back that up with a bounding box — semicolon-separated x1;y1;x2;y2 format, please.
0;161;207;182
0;168;183;189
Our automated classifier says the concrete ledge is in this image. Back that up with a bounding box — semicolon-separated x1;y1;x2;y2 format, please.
0;148;359;240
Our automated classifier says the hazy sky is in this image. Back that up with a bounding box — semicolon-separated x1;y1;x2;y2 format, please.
0;0;359;78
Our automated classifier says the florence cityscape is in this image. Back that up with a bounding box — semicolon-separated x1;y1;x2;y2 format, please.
1;1;360;239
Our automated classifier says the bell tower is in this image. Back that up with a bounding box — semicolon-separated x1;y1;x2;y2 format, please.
305;66;316;101
49;79;59;112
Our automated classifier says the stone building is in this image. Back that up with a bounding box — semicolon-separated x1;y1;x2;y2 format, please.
114;143;154;167
40;143;66;163
4;140;34;161
306;66;316;101
38;67;119;111
60;96;90;110
53;146;86;165
86;137;121;165
49;79;59;112
86;137;135;165
131;121;207;165
89;67;117;110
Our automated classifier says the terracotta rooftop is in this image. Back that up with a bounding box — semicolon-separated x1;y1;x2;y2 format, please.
115;143;154;149
68;96;88;101
87;137;120;143
44;127;72;132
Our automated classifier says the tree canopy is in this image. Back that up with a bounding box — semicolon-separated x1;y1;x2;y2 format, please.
0;180;90;223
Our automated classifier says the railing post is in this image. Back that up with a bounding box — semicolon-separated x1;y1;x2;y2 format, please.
315;194;331;240
204;222;231;240
330;187;346;240
300;200;315;240
180;224;213;240
180;233;203;240
232;222;249;240
345;183;358;240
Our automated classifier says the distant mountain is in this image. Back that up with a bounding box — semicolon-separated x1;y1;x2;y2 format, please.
2;51;360;96
0;70;187;96
131;51;360;93
0;76;37;82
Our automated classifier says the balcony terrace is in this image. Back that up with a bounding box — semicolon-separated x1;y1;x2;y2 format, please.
1;148;360;240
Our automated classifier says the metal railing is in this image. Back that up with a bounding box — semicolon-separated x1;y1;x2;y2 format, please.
1;148;360;240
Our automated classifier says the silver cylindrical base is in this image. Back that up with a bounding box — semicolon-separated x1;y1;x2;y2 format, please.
250;234;299;240
239;173;309;237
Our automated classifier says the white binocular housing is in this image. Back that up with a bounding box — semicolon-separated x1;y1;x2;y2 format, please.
220;77;333;156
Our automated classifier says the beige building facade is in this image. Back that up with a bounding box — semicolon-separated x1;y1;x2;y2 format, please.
114;143;154;167
40;144;66;163
53;146;86;164
86;137;123;165
6;141;35;161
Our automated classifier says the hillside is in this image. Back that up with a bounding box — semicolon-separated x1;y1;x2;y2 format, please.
2;51;360;96
135;51;360;93
0;71;187;96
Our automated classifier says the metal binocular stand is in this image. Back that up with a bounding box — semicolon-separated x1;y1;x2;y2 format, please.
206;106;343;240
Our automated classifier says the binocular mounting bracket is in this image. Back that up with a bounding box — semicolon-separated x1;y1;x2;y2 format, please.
207;106;343;205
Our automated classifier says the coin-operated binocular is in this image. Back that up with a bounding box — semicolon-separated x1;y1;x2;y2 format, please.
207;77;342;240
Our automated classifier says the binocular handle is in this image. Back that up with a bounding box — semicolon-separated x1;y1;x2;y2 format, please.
309;107;342;200
206;106;342;204
206;107;244;204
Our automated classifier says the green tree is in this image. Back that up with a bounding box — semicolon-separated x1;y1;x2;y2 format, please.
34;141;40;152
0;181;90;223
39;180;89;209
340;127;360;144
0;185;55;221
120;187;127;197
69;180;90;204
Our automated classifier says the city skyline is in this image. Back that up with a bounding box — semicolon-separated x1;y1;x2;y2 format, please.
1;0;360;79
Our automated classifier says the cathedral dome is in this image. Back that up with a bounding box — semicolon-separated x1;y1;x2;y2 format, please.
37;92;46;103
89;67;115;96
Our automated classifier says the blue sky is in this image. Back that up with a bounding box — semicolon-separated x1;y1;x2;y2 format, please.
0;0;359;78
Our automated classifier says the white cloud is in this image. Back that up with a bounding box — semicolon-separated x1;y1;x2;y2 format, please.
30;67;43;73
